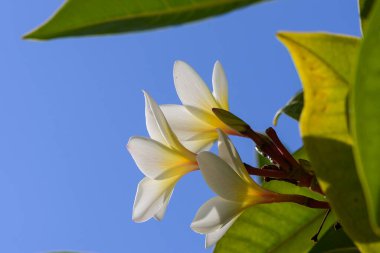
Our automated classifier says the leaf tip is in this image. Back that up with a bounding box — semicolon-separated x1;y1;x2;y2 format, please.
276;31;300;46
22;27;49;41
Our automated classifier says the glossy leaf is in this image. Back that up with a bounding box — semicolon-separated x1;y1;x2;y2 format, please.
359;0;377;33
214;180;334;253
24;0;265;40
351;0;380;236
273;90;303;125
278;32;380;251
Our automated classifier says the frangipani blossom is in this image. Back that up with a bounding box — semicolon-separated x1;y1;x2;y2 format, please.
191;130;282;247
127;91;198;222
161;61;240;153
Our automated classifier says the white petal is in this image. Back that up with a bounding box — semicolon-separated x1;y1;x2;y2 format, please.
205;216;239;248
160;104;215;139
127;137;196;179
161;104;218;152
133;176;180;223
217;129;254;184
154;188;174;221
185;105;225;129
212;61;229;110
191;196;243;234
197;152;253;202
144;91;191;156
173;61;219;111
181;138;215;154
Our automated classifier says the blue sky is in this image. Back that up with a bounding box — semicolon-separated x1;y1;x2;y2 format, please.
0;1;360;252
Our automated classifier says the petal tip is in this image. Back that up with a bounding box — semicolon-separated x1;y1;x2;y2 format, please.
190;220;204;234
174;60;186;67
205;236;215;248
132;211;145;223
126;136;141;152
214;60;222;68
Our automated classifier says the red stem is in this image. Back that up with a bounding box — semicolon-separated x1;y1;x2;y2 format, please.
277;194;330;209
265;127;299;169
245;128;290;171
244;163;287;178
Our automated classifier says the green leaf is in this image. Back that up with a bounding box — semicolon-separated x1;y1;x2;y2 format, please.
359;0;377;33
215;180;335;253
24;0;266;40
351;0;380;237
323;248;360;253
310;227;356;253
278;32;380;251
256;151;270;167
273;90;303;126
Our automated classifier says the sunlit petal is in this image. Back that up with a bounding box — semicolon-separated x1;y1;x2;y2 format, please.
184;105;224;128
173;61;219;111
205;216;239;248
127;137;195;179
181;138;215;153
217;129;255;184
212;61;229;110
197;152;252;202
133;176;180;223
191;196;244;234
144;91;192;157
154;188;174;221
160;105;214;138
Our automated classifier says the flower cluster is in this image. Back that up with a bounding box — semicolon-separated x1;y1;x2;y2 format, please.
127;61;328;248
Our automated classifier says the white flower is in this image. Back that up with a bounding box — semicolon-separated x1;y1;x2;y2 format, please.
191;130;280;247
161;61;240;153
127;91;197;222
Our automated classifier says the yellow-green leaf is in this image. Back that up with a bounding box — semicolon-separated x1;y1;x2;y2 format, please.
278;32;380;251
351;0;380;237
24;0;265;40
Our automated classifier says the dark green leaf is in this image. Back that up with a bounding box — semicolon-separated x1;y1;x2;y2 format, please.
310;227;356;253
359;0;377;33
273;90;303;126
351;0;380;236
256;152;270;167
323;248;360;253
24;0;266;40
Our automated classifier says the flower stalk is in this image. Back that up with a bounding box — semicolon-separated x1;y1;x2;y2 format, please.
245;125;323;195
275;194;330;209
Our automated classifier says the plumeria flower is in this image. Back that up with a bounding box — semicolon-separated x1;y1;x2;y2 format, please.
161;61;241;153
127;91;198;222
191;130;286;248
